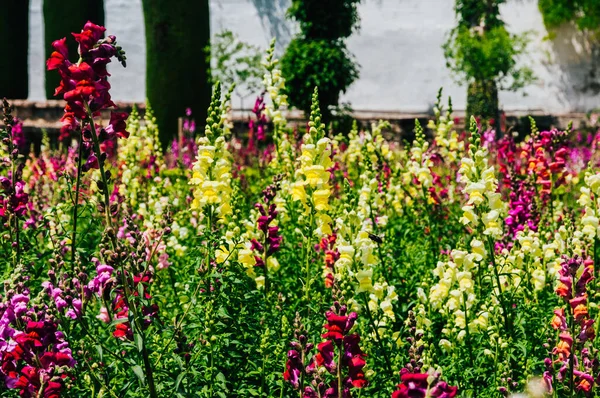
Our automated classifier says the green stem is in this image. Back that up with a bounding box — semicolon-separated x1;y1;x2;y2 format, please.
120;264;158;398
487;236;511;336
140;334;158;398
209;344;214;397
462;292;476;391
569;304;575;396
261;351;267;397
84;102;112;231
337;342;343;398
263;233;269;296
360;293;393;378
303;210;315;316
71;129;84;265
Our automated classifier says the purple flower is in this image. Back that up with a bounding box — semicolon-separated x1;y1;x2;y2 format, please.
283;349;303;389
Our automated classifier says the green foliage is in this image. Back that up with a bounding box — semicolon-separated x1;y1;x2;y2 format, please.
287;0;362;40
209;30;263;103
282;0;362;119
444;25;533;90
466;80;499;122
0;0;29;99
539;0;600;33
444;0;533;125
281;39;358;119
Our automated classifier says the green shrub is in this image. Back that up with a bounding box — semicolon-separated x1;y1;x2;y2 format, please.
282;0;362;120
281;39;358;120
539;0;600;33
142;0;211;149
444;0;533;127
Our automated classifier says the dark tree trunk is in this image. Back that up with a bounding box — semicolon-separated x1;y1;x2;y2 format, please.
141;0;211;149
466;79;500;131
0;0;30;99
43;0;104;98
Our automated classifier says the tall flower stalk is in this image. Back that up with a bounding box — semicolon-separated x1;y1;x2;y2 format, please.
0;99;27;268
291;88;334;308
46;21;128;251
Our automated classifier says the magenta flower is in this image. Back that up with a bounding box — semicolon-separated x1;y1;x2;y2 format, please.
391;369;457;398
0;288;75;397
284;349;303;389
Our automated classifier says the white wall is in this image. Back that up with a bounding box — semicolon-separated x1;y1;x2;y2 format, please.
28;0;600;112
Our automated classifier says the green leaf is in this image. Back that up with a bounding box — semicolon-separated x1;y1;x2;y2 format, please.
132;365;145;384
109;317;129;327
95;344;103;362
134;333;143;353
216;372;226;383
174;372;185;391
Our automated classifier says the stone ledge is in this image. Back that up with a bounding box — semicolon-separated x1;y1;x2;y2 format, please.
5;100;594;139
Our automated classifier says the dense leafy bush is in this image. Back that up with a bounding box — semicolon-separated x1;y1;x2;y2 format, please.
282;0;361;120
538;0;600;33
444;0;533;127
281;39;358;121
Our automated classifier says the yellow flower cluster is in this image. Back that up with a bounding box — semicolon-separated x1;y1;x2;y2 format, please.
331;163;398;326
117;106;164;211
189;84;233;224
490;230;552;292
408;120;434;189
290;89;333;237
458;118;505;239
578;170;600;240
167;221;189;258
429;243;489;342
368;281;398;320
262;40;288;129
428;90;463;164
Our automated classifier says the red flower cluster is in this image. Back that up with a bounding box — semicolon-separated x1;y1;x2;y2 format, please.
391;369;457;398
283;303;367;398
317;235;339;288
252;183;283;266
0;179;28;220
0;100;30;222
496;129;569;240
546;256;598;395
112;273;159;340
0;290;75;398
248;93;267;151
307;304;367;397
88;259;159;340
46;21;128;144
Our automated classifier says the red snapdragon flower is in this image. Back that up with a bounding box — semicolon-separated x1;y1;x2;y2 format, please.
46;21;127;146
392;369;457;398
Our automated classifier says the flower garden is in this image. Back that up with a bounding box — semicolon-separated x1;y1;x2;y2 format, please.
2;20;600;398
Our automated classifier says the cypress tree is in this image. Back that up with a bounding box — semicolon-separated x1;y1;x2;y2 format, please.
443;0;532;130
281;0;361;121
0;0;30;99
141;0;211;149
43;0;104;98
539;0;600;33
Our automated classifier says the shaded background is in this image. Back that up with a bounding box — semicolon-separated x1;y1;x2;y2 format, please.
27;0;599;112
